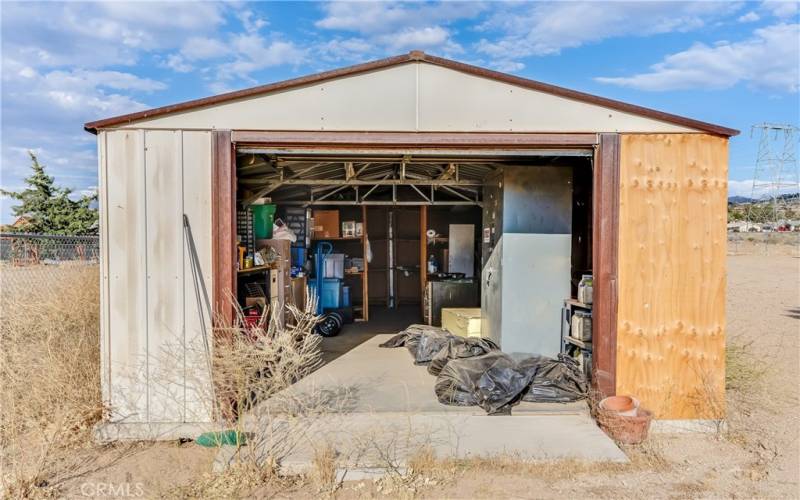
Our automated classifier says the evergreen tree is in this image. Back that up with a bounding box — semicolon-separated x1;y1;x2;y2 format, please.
1;152;98;235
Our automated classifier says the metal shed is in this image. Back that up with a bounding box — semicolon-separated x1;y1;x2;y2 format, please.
85;51;737;437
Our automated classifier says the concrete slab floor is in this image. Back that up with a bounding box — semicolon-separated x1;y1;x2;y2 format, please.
216;313;627;473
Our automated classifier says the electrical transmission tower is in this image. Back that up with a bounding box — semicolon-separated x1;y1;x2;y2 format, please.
747;123;799;224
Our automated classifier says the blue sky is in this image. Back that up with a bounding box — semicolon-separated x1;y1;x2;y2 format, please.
1;1;799;223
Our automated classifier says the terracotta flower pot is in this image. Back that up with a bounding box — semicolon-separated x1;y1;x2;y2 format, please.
597;407;653;445
600;395;635;413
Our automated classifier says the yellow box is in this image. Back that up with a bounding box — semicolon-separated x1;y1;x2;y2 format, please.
442;308;482;338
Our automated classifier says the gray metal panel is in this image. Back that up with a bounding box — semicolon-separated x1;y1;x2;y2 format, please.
500;234;572;356
480;239;503;347
502;166;573;234
448;224;475;277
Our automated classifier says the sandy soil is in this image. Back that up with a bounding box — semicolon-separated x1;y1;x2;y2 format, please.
55;254;799;499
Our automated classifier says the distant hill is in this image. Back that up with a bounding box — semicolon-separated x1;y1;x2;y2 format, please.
728;196;755;204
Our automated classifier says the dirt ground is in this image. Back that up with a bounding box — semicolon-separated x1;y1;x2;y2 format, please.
55;253;799;499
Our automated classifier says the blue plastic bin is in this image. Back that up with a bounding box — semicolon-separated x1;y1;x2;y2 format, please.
342;285;351;307
321;278;342;309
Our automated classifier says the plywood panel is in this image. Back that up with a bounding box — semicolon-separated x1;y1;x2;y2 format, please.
106;130;148;421
144;131;184;422
182;131;214;422
616;134;727;419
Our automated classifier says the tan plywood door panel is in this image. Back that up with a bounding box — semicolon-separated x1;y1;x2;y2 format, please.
106;130;148;422
617;134;727;419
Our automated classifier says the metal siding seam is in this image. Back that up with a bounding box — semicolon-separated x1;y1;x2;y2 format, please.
180;130;186;422
100;132;112;406
415;63;420;132
142;129;150;422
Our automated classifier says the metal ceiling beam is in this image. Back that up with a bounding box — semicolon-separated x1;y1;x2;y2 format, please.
237;148;593;158
269;178;483;186
279;200;482;206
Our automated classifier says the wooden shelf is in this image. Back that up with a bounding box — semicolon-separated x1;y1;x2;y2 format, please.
311;236;363;241
565;336;592;350
565;298;592;309
237;264;275;275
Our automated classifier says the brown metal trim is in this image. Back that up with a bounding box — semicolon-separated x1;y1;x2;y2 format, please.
211;130;236;327
84;51;739;137
231;131;599;148
592;133;620;397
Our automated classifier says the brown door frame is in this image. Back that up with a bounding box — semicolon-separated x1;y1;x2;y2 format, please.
212;131;619;393
592;133;620;396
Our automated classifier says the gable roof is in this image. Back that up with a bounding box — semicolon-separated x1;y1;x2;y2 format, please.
84;51;739;137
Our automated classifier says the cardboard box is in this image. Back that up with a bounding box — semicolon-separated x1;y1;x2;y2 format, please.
442;308;482;338
312;210;339;239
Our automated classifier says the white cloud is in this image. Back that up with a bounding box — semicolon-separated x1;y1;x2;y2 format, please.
595;23;800;92
313;1;482;59
0;1;227;69
376;26;463;53
162;54;193;73
476;1;743;71
237;10;269;33
316;2;484;34
738;11;760;22
763;0;799;19
211;36;307;84
180;37;231;61
728;178;800;198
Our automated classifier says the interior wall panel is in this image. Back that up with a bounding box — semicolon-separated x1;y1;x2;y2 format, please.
616;134;727;419
105;130;148;421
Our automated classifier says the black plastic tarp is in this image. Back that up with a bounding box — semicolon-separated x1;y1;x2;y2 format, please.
428;336;499;376
382;324;587;415
435;351;534;414
518;354;588;403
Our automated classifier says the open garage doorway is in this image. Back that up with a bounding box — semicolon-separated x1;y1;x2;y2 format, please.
228;138;598;377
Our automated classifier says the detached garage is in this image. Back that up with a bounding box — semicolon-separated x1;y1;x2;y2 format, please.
84;51;736;436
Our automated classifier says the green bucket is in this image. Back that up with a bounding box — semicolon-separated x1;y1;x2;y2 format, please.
251;204;276;239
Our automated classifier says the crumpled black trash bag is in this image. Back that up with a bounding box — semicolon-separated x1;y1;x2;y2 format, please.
435;351;535;415
413;329;454;365
518;353;588;403
379;324;449;361
427;336;499;376
379;331;413;348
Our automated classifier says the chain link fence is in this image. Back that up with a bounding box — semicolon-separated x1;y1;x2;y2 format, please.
0;233;100;294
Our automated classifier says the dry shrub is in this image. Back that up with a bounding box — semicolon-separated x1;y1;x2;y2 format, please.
309;443;338;494
170;293;328;497
0;264;103;496
211;293;323;422
164;461;292;499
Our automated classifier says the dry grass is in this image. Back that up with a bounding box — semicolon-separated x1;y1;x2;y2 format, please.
0;264;104;497
163;294;326;498
309;443;338;494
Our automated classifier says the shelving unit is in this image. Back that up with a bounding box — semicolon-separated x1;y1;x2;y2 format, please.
561;298;593;379
312;205;369;321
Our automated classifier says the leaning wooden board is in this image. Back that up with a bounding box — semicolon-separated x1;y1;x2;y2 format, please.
616;134;727;420
442;308;482;338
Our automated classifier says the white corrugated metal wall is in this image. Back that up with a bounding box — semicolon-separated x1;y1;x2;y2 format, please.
99;129;213;424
